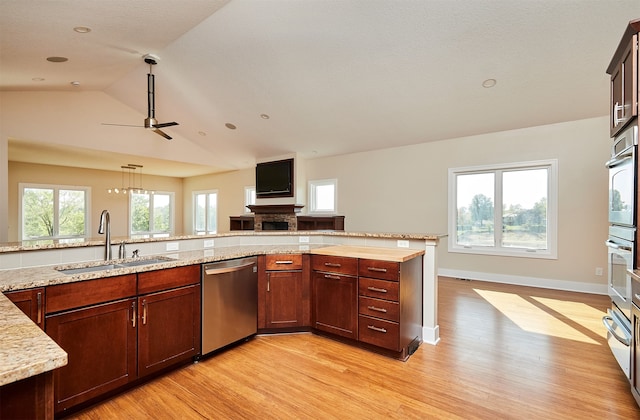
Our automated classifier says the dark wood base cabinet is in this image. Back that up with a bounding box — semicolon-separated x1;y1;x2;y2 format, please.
311;253;423;360
44;265;201;416
632;302;640;407
0;371;54;420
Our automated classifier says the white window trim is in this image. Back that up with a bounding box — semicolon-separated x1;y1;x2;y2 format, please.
244;186;256;214
19;183;92;241
448;159;558;259
193;189;218;235
308;179;338;214
129;191;175;237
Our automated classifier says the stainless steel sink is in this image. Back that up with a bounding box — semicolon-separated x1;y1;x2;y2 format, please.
57;264;121;275
56;257;175;275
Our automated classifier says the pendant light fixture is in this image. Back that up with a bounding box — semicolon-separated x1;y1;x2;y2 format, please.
107;164;154;195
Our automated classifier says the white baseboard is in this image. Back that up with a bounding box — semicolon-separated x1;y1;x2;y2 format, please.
422;325;440;345
437;268;608;295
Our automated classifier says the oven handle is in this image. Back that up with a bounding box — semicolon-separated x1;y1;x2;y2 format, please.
605;152;633;168
605;240;632;252
602;310;631;346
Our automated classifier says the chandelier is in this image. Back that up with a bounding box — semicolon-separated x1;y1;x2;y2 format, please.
107;164;154;195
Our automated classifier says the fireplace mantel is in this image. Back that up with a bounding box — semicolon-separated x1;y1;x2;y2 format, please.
247;204;304;214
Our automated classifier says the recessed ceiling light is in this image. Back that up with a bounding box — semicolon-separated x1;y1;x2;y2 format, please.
198;131;207;136
482;78;497;88
32;77;45;82
260;114;270;119
70;81;80;87
73;26;91;33
225;123;237;130
47;56;68;63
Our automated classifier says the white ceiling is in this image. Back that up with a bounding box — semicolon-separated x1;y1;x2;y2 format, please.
1;1;639;177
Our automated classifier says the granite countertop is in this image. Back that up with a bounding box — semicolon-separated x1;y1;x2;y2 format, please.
0;293;67;386
0;242;430;386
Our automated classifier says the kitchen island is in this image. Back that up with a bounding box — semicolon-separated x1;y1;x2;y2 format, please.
0;231;443;417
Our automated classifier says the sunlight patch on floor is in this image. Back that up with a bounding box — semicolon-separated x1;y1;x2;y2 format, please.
474;289;605;344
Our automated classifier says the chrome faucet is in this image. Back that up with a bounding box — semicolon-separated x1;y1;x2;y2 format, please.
98;210;112;261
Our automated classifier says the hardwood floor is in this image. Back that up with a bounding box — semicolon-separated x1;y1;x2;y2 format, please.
67;277;640;419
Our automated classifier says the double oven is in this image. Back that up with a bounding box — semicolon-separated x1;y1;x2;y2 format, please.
604;125;638;379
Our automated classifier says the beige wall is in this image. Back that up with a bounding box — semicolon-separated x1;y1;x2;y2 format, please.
8;162;184;240
304;116;610;291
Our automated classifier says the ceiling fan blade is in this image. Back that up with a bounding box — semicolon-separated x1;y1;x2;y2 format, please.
154;121;179;128
152;128;172;140
101;123;142;127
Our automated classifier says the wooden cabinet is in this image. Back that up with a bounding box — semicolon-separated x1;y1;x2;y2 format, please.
631;273;640;406
0;371;53;420
4;287;45;330
45;275;137;414
230;215;255;231
311;255;358;340
297;216;345;231
44;265;201;415
258;254;310;330
137;284;201;377
311;251;423;360
607;20;639;136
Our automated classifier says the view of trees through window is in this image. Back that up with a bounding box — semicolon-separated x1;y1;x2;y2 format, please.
456;168;548;250
131;192;172;236
194;191;217;234
22;186;87;240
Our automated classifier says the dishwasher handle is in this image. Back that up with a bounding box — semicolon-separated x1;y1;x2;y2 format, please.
204;260;256;275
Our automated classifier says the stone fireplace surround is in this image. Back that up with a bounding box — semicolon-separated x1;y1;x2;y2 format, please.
247;204;304;231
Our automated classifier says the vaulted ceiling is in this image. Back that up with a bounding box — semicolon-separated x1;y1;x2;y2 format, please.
1;1;638;177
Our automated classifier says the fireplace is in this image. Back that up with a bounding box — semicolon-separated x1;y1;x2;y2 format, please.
247;204;304;231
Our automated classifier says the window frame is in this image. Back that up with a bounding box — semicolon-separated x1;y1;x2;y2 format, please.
244;186;256;214
129;191;175;238
193;189;218;235
19;183;91;241
448;159;558;259
308;178;338;214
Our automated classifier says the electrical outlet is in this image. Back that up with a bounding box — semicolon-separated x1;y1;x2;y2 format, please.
166;242;179;251
595;267;603;276
203;239;214;248
299;245;309;251
397;240;409;248
299;236;309;243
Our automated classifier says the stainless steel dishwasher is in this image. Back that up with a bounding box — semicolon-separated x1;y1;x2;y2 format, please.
201;256;258;355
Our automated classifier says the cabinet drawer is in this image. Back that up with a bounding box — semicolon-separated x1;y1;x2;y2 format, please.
311;255;357;276
358;277;399;301
46;274;137;314
359;296;399;322
138;265;201;295
358;315;399;351
265;254;303;271
358;259;399;281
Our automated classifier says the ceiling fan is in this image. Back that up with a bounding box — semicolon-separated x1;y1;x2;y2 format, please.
103;54;179;140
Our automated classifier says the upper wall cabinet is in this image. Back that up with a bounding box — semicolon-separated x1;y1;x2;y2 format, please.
608;19;640;137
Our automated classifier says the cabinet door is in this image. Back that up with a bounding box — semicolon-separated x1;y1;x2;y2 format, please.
312;271;357;339
611;36;638;136
4;288;45;330
633;305;640;401
46;298;137;414
266;271;303;328
137;284;201;378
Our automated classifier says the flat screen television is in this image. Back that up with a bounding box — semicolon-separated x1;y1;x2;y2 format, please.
255;158;294;198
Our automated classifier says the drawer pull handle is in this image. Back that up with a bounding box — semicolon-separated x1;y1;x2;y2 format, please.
324;262;341;268
275;260;293;264
367;325;387;333
131;301;136;328
142;299;148;325
367;267;387;273
36;291;42;325
367;286;387;293
367;305;387;313
324;274;341;280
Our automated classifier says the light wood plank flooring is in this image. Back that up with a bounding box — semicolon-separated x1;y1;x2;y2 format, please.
68;277;640;419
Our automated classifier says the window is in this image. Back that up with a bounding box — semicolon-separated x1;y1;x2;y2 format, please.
20;183;90;242
130;191;174;238
194;190;218;235
448;160;557;259
244;186;256;213
309;179;337;213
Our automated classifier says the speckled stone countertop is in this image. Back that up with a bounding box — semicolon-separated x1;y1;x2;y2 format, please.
0;293;67;386
0;238;439;387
